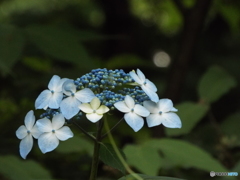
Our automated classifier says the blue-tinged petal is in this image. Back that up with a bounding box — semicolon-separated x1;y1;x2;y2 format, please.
38;133;59;153
90;97;100;110
129;70;142;84
171;107;178;112
31;124;42;139
24;110;35;130
35;90;51;109
56;78;69;92
36;118;53;133
161;112;182;128
60;97;81;119
62;80;76;96
158;99;174;112
16;125;27;139
19;135;33;159
75;88;95;103
55;126;73;141
114;101;130;113
136;69;146;82
146;114;163;127
134;104;150;117
48;75;60;91
52;114;65;130
145;79;157;92
143;101;159;113
125;95;135;109
48;92;63;109
141;85;159;103
124;112;144;132
79;103;93;113
86;113;103;123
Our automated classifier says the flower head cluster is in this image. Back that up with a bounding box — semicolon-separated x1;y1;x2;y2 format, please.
16;68;182;158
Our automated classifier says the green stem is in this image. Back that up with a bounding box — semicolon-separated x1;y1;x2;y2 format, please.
104;116;143;180
89;120;104;180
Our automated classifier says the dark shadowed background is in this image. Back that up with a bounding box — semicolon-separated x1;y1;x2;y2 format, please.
0;0;240;180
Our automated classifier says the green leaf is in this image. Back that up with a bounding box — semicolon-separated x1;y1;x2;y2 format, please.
56;136;93;156
123;144;162;175
146;139;227;172
166;102;209;136
99;143;126;174
220;113;240;147
221;113;240;138
22;57;52;72
0;25;25;75
0;155;51;180
198;66;237;103
25;25;93;69
119;173;185;180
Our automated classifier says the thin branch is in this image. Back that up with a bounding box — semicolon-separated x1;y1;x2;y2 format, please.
72;120;97;142
101;117;124;140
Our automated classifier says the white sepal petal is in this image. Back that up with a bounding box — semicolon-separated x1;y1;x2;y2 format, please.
48;75;61;91
124;112;144;132
38;133;59;154
48;92;63;109
134;104;150;117
141;85;159;103
16;125;27;139
157;99;174;112
52;114;65;130
114;101;130;113
36;118;53;133
19;135;33;159
35;90;51;109
129;70;142;84
143;101;159;113
146;114;163;127
75;88;95;103
24;110;35;130
96;105;109;114
60;97;81;119
31;124;43;139
79;103;93;113
136;69;146;82
55;126;73;141
90;97;100;110
62;80;76;96
161;113;182;128
125;95;135;109
145;79;157;92
86;113;103;123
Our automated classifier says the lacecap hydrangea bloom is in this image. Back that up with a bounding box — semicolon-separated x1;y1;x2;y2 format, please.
16;68;181;158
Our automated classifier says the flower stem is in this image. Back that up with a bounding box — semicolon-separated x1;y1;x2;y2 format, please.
89;120;104;180
104;116;143;180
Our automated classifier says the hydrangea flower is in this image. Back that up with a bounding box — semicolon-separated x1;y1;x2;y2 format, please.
79;97;110;123
143;99;182;128
36;114;73;153
60;80;95;119
16;110;42;159
129;69;159;102
35;75;68;110
114;95;150;132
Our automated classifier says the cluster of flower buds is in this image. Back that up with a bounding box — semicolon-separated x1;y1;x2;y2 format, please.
16;68;181;159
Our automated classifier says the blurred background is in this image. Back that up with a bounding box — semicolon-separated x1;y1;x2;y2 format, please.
0;0;240;179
